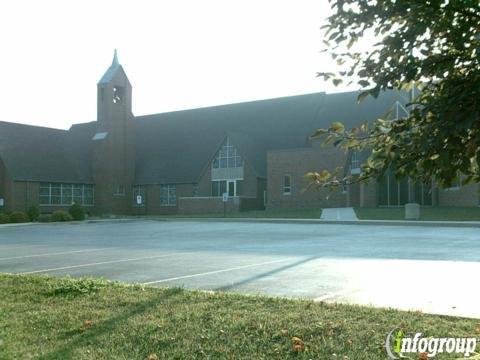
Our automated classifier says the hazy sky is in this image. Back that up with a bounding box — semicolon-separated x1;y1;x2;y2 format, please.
0;0;355;129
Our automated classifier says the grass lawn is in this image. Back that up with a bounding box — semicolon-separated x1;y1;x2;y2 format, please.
355;207;480;221
123;208;322;220
1;275;479;359
188;208;321;219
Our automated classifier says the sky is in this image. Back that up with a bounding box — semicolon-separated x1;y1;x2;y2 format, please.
0;0;356;130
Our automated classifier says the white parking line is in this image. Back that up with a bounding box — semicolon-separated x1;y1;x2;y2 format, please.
20;253;189;274
0;248;111;261
141;258;293;285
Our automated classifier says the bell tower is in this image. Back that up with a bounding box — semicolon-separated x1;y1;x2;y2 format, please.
92;50;135;214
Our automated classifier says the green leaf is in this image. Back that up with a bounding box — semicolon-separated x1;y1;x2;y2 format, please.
329;122;345;133
332;78;343;86
310;128;328;139
357;91;370;103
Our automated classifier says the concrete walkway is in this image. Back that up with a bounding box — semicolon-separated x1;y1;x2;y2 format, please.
320;207;358;221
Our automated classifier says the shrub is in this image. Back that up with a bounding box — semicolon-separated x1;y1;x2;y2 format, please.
27;205;40;222
68;202;85;221
9;211;29;223
0;213;10;224
0;209;12;216
38;214;51;223
51;210;73;222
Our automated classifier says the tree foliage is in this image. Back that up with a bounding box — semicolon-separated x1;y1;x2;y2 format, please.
308;0;480;190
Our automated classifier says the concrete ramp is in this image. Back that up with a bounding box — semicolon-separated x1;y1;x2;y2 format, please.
320;207;358;221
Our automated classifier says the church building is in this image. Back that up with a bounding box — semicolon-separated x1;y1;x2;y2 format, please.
0;51;478;215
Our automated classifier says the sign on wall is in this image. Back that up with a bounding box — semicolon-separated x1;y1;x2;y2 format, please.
136;195;143;205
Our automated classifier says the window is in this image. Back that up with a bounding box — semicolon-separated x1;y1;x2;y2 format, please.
212;137;243;169
113;184;126;196
160;185;176;206
350;151;360;174
51;184;61;204
83;185;94;205
133;186;146;206
92;132;108;141
39;184;50;205
283;175;291;195
211;180;242;197
61;185;73;205
39;183;94;206
113;86;124;104
73;184;83;204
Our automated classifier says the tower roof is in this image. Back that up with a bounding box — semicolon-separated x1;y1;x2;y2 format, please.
98;49;122;85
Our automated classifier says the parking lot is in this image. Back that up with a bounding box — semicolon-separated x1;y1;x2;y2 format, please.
1;220;479;318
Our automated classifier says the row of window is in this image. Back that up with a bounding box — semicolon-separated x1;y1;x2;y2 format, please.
39;183;94;206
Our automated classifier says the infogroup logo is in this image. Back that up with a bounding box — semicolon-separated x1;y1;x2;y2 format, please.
385;328;478;359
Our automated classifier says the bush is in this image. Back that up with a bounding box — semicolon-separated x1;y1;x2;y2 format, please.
27;206;40;222
38;214;51;223
9;211;29;223
0;213;10;224
51;210;73;222
68;202;85;221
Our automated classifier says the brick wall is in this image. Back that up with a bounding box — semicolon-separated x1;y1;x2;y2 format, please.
438;183;479;207
266;146;348;210
178;196;241;214
360;180;378;207
12;181;39;211
0;158;13;211
178;196;262;214
130;183;195;215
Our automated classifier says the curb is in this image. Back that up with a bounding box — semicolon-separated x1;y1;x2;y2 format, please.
2;217;480;229
156;217;480;228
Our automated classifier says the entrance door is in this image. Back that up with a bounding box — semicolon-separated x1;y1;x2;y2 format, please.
228;181;235;197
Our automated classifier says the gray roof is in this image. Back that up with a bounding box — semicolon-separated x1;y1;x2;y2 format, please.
0;90;406;185
98;50;123;85
134;90;405;184
0;121;93;183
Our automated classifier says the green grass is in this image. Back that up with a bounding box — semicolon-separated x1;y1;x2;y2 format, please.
161;208;323;219
355;207;480;221
95;208;323;220
1;274;479;359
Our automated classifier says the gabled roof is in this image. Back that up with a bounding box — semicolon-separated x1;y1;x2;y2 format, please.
133;90;406;184
0;121;93;183
0;89;407;186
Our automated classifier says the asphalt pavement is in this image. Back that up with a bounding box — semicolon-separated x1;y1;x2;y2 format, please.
1;220;479;318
